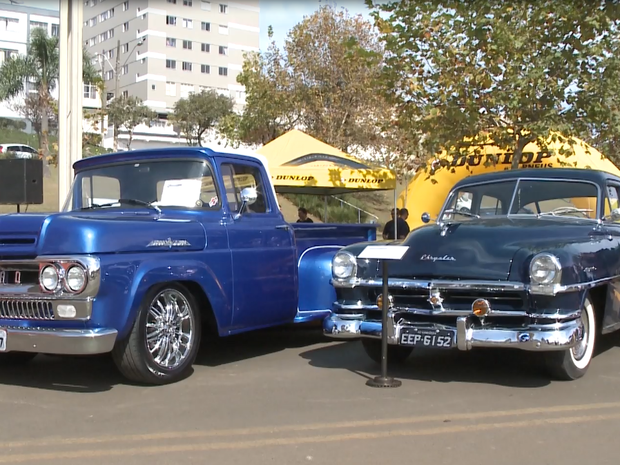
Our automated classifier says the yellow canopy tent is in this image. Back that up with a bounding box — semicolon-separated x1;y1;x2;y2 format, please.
398;135;620;230
256;129;396;195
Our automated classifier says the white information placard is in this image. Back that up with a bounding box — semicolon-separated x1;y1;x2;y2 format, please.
358;245;409;260
159;179;202;207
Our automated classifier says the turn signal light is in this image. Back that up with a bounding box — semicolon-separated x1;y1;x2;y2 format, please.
376;293;393;310
472;299;491;317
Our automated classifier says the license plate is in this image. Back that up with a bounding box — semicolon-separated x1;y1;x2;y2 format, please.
400;328;454;348
0;329;6;352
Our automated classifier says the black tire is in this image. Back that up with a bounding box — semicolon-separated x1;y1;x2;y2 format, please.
544;295;596;381
0;352;37;365
112;282;202;385
361;338;414;364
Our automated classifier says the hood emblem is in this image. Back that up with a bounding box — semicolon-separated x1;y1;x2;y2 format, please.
147;238;192;248
420;254;456;262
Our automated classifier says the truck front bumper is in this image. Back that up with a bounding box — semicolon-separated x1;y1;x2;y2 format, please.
1;327;118;355
323;313;584;352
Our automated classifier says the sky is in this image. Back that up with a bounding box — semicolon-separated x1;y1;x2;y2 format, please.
257;0;371;51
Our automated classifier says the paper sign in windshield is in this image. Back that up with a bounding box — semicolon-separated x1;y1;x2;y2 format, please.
159;179;202;207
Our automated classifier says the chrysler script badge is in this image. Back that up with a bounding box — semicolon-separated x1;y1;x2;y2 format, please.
420;254;456;262
147;238;192;248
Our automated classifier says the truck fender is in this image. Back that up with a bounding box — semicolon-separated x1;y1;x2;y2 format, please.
116;258;232;339
297;245;343;314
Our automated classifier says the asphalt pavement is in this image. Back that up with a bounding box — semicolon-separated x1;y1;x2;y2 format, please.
1;324;620;464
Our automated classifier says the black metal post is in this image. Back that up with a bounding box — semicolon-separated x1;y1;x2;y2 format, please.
366;259;402;388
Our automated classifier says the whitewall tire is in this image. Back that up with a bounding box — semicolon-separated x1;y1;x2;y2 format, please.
544;295;596;380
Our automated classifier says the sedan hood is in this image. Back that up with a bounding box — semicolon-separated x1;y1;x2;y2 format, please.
379;217;598;281
0;211;206;257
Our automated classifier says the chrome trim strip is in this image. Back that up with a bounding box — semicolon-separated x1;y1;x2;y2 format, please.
333;277;526;291
323;314;583;352
1;327;117;355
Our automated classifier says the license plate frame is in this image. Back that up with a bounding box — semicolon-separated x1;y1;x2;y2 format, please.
399;327;454;349
0;329;6;352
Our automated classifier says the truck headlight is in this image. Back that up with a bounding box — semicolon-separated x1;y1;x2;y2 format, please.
529;253;561;285
39;265;59;291
332;251;357;279
66;266;87;292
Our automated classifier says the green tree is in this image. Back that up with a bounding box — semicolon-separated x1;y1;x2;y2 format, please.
222;7;414;171
0;27;98;158
369;0;620;171
106;95;156;150
169;89;234;146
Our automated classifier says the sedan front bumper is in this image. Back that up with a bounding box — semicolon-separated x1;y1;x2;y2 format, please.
323;313;584;352
0;326;118;355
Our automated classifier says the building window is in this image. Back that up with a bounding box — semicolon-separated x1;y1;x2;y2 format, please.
166;16;176;25
218;25;228;35
201;1;211;10
181;84;194;97
30;21;48;32
182;61;192;71
218;66;227;76
51;24;59;37
121;43;129;53
167;0;177;3
122;90;129;98
166;81;176;96
166;59;176;69
201;64;210;74
201;43;210;52
105;70;114;80
218;45;227;55
122;65;128;75
219;4;227;13
183;40;192;50
183;0;193;5
83;84;97;99
183;19;193;28
122;21;129;32
166;37;176;47
201;21;210;31
123;1;129;11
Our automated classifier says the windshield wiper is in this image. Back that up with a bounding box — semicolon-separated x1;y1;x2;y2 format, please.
80;198;161;214
538;207;592;218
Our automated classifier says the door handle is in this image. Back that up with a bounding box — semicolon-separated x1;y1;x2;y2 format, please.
276;224;290;230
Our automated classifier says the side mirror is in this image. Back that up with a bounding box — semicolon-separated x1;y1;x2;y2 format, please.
421;212;431;224
611;208;620;222
233;187;258;220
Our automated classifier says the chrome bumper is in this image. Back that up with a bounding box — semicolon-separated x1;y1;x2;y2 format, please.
1;327;118;355
323;313;584;351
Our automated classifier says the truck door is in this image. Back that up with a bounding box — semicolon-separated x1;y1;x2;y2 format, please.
220;160;298;331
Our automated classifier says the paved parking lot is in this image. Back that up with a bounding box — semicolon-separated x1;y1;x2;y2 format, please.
2;324;620;464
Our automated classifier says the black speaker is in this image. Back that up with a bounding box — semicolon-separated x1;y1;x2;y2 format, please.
0;158;44;205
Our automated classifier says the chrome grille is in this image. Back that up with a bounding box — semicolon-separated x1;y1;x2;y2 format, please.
0;300;54;320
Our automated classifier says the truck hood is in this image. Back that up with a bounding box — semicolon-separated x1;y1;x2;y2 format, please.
373;217;598;281
0;211;206;257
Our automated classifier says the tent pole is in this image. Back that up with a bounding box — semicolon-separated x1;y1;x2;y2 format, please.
394;183;398;240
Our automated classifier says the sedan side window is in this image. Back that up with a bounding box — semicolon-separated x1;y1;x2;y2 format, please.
605;185;620;222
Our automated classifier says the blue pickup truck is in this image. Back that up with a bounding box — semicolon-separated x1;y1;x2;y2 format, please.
0;147;376;384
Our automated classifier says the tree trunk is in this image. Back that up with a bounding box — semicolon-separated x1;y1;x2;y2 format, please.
510;136;530;170
113;125;118;151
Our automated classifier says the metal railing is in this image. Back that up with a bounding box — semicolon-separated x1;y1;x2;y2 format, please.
331;196;379;223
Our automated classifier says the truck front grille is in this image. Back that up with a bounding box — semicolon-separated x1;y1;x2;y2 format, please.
0;300;54;320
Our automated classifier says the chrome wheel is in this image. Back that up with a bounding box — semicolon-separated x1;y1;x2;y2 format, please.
145;289;195;370
571;307;590;362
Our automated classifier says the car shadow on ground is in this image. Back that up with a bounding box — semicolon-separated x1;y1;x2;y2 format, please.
0;323;327;392
299;330;620;389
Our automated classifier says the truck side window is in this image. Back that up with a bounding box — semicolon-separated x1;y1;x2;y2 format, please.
220;163;268;214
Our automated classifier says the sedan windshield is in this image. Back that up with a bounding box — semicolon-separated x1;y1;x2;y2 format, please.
441;179;599;222
62;159;221;212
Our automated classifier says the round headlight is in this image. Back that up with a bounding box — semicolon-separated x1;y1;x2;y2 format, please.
332;252;357;279
40;265;59;291
66;266;87;292
529;253;561;285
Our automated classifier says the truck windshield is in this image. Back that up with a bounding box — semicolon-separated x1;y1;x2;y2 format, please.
63;159;221;211
441;179;600;221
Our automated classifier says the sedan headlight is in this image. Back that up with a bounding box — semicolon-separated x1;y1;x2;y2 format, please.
529;253;561;285
39;265;59;291
66;266;87;292
332;251;357;279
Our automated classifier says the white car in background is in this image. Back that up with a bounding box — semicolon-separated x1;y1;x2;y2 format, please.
0;144;39;159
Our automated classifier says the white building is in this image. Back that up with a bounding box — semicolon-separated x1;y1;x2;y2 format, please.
0;2;102;135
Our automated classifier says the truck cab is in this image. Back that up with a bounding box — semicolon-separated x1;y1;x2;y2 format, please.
0;147;376;384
